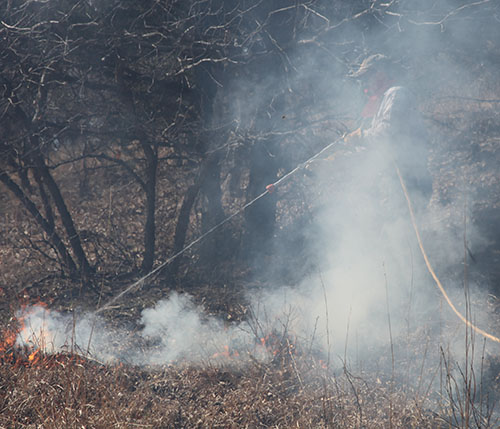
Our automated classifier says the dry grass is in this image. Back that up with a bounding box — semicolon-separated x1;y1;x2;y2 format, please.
0;347;446;429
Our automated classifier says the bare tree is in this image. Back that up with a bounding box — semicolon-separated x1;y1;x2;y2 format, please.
1;0;499;291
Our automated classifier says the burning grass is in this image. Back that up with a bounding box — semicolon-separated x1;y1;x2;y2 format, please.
0;311;457;428
0;345;445;428
1;298;498;427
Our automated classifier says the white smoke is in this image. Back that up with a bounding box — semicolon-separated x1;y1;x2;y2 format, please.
15;293;266;365
245;136;498;381
133;293;255;364
16;304;130;363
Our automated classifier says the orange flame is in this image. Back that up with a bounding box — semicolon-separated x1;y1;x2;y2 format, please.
212;344;240;359
28;349;40;363
0;298;53;367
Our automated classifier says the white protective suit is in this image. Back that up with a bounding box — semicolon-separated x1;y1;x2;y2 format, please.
362;85;432;208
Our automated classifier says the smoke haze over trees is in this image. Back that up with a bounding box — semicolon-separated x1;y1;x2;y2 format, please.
1;0;500;330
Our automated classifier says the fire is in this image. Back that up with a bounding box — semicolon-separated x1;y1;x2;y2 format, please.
260;332;297;357
212;344;240;359
0;326;18;360
28;348;40;364
1;298;102;369
0;298;55;367
210;332;299;362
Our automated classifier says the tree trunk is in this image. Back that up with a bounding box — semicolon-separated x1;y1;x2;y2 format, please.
8;90;92;278
170;181;200;277
32;167;55;230
32;150;92;277
170;151;226;277
140;143;158;272
243;138;279;258
0;169;78;273
197;152;228;270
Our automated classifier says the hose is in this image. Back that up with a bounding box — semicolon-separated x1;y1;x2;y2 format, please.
395;166;500;344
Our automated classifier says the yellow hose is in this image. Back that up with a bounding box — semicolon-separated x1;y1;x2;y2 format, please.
396;167;500;344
